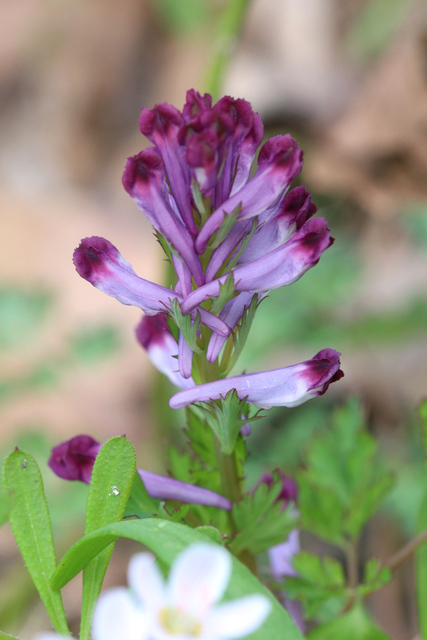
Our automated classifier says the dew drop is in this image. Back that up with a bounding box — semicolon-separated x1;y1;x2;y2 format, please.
21;460;27;469
111;486;119;496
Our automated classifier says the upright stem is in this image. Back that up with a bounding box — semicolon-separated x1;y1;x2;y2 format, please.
204;0;253;100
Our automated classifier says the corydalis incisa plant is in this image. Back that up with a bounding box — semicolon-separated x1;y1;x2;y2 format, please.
73;90;343;429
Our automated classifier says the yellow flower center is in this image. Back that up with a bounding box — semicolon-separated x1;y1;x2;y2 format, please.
159;607;203;637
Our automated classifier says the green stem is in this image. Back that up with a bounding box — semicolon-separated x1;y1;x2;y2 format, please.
204;0;253;99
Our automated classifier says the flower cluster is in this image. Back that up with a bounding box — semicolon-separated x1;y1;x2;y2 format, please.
35;544;271;640
73;90;343;409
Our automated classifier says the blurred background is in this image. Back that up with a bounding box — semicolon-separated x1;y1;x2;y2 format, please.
1;0;427;637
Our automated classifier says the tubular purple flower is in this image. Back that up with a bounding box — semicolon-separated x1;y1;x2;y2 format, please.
49;435;232;510
122;149;204;285
181;218;333;314
169;349;344;410
195;134;303;254
237;187;317;265
73;236;230;338
139;102;196;235
135;314;194;389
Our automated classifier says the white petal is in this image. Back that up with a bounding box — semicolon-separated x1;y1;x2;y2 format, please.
128;552;166;612
92;587;148;640
168;544;231;617
204;596;271;638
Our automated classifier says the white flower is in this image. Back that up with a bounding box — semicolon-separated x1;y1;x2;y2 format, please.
93;543;271;640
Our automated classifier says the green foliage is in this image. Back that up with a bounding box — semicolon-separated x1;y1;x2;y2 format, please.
230;477;296;555
220;294;258;375
69;325;120;364
80;437;136;640
298;399;394;545
51;519;304;640
209;275;236;316
169;299;202;354
0;490;11;527
209;204;242;250
0;633;21;640
308;604;392;640
0;287;52;351
358;559;391;597
1;450;69;635
196;389;259;455
124;472;160;519
284;552;347;620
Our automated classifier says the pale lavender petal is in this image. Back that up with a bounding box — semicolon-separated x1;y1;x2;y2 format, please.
123;150;203;285
182;219;332;314
73;237;179;315
170;349;344;410
136;315;194;389
195;135;303;254
173;254;192;297
204;596;271;638
206;293;254;363
167;543;231;617
229;111;264;196
178;331;193;379
92;587;148;640
269;530;305;633
138;470;232;510
128;553;165;613
204;221;251;283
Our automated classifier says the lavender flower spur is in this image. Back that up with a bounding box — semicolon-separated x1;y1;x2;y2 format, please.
170;349;343;410
49;435;232;510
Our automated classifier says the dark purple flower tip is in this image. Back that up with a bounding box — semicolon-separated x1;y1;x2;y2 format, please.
48;435;102;484
260;471;298;508
258;134;303;176
183;90;213;123
139;102;183;140
73;236;120;284
297;218;334;263
122;148;164;194
135;313;170;349
280;186;317;230
306;348;344;395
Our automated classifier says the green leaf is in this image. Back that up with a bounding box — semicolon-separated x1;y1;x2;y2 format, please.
358;559;391;597
308;603;392;639
420;399;427;455
0;632;22;640
209;275;236;316
124;471;160;519
196;525;224;545
169;299;202;355
79;437;136;640
1;450;69;635
285;552;347;619
231;478;297;555
221;294;259;375
52;519;304;640
196;389;252;455
0;490;12;527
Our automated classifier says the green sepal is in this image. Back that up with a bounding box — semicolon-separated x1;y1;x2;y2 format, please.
1;450;70;635
230;475;297;555
196;389;261;455
169;298;203;355
220;218;258;274
284;552;347;620
209;274;236;316
307;603;392;640
79;436;136;640
51;519;304;640
208;203;242;250
154;230;173;263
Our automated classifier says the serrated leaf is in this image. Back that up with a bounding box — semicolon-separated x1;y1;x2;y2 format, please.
358;559;391;596
51;519;304;640
197;389;250;455
297;471;345;546
209;274;236;316
308;603;392;639
1;450;69;635
169;299;202;354
231;479;297;555
79;437;136;640
209;203;242;250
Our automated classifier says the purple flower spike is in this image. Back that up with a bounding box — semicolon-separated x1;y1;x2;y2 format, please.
169;349;344;410
136;314;194;389
49;435;232;510
139;102;196;235
182;218;332;314
195;134;303;254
